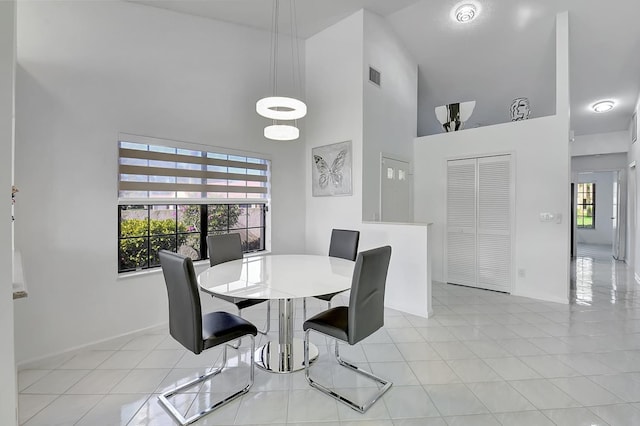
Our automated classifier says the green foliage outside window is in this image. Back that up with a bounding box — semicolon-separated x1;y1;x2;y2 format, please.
177;205;241;233
118;204;262;272
119;218;191;271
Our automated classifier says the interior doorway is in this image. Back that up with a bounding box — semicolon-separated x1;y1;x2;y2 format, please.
613;169;627;260
574;170;625;260
380;155;411;223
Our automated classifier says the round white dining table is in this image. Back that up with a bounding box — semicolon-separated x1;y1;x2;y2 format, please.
197;254;354;373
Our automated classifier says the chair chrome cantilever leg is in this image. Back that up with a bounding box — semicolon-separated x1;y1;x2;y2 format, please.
259;301;271;335
303;298;307;321
303;330;392;413
228;302;271;350
158;336;256;426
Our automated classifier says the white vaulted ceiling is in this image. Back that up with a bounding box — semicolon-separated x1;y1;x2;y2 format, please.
130;0;640;137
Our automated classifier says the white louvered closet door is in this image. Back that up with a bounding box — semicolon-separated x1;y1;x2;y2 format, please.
446;155;513;292
477;156;512;292
446;159;477;287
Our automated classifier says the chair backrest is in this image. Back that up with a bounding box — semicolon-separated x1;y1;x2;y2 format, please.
208;233;243;267
159;250;204;354
328;229;360;261
348;246;392;345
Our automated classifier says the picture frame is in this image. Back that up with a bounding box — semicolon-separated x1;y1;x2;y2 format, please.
311;140;352;197
633;111;638;143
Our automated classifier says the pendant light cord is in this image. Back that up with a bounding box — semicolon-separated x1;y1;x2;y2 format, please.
270;0;302;103
290;0;301;101
270;0;279;99
258;0;306;138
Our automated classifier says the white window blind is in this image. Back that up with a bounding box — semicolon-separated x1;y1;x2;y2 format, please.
118;137;270;204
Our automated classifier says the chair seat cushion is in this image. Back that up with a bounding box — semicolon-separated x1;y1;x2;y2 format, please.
303;306;349;342
202;311;258;350
212;294;267;310
235;298;268;310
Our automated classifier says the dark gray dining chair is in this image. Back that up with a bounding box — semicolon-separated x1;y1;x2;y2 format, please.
303;229;360;320
158;250;257;426
303;245;392;413
207;233;271;347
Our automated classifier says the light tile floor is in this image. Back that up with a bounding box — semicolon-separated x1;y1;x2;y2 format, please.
18;244;640;425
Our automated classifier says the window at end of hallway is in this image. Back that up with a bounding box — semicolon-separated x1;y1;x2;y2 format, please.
577;182;595;229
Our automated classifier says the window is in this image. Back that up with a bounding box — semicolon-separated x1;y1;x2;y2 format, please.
118;135;270;273
577;183;595;229
118;204;266;273
118;139;268;201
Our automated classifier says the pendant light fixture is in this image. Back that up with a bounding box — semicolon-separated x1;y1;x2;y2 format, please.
257;0;306;141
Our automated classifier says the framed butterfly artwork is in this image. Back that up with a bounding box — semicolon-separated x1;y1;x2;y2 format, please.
312;140;353;197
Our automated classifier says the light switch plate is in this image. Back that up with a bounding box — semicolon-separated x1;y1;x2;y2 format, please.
539;212;554;222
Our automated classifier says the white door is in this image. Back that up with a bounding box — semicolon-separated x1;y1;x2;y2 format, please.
446;158;477;287
477;156;512;292
381;156;411;223
446;155;513;292
613;170;627;260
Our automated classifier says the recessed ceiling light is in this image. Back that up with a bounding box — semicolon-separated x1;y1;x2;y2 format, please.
454;4;478;23
591;100;615;113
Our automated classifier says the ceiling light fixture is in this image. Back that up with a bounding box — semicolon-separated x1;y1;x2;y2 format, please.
256;97;306;121
591;100;615;113
264;124;300;141
256;0;306;141
454;4;478;23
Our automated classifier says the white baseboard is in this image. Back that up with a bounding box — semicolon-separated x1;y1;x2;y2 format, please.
17;321;168;370
385;301;431;319
511;290;569;305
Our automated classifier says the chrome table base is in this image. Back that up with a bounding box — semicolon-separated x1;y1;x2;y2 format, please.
255;338;319;373
255;298;319;373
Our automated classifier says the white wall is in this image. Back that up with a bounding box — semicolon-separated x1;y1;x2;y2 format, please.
305;11;431;316
305;11;364;255
360;222;430;317
414;117;570;303
576;171;615;245
572;131;629;156
362;10;417;222
0;1;17;423
14;1;306;363
572;153;628;172
627;90;640;273
413;12;571;304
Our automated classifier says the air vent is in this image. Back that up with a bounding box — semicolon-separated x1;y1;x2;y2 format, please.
369;66;381;87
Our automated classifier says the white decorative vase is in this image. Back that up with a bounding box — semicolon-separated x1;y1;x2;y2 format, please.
435;101;476;132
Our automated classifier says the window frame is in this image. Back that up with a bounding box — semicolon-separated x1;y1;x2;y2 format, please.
576;182;596;229
117;203;267;273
